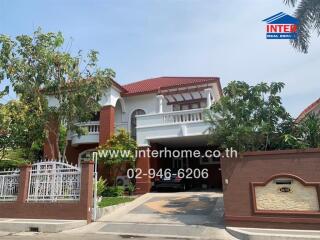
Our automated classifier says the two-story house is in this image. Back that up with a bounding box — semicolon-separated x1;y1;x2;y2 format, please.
44;76;223;193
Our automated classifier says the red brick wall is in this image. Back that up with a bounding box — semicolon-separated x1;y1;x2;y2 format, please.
221;148;320;230
0;162;94;223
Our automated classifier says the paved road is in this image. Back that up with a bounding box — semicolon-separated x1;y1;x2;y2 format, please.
0;231;178;240
66;191;233;239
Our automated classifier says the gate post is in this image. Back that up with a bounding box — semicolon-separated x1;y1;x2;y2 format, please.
80;160;94;223
17;164;32;203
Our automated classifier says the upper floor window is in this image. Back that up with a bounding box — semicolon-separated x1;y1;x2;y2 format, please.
130;109;146;140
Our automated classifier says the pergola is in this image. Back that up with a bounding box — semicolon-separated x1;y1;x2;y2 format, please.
156;83;214;113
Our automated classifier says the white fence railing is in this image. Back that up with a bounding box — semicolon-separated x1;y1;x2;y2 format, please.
0;169;20;201
27;160;81;202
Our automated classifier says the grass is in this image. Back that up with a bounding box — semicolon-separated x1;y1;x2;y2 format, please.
98;196;134;208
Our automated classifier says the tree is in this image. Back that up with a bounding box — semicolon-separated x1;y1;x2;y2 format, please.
0;100;43;161
0;28;114;161
97;129;137;185
284;0;320;53
299;112;320;148
206;81;295;152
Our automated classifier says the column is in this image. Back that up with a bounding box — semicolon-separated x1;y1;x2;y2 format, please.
99;105;115;145
204;88;212;108
156;95;165;113
17;164;32;203
80;160;94;223
135;147;152;194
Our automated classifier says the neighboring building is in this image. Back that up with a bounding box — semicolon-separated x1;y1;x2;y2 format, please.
44;76;223;193
296;98;320;123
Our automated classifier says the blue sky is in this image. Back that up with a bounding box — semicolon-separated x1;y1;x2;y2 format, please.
0;0;319;117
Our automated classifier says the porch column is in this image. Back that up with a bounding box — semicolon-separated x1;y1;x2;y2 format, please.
99;105;115;145
204;88;212;108
156;95;165;113
135;147;152;194
98;105;115;180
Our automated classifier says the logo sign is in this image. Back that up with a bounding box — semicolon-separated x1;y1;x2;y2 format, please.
262;12;299;39
279;187;291;193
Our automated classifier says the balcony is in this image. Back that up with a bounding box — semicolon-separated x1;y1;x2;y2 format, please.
71;121;100;146
136;108;210;146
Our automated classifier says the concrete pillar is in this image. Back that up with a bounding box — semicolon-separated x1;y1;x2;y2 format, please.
204;88;212;108
135;147;152;194
156;95;165;113
80;160;94;223
99;105;115;145
17;164;32;203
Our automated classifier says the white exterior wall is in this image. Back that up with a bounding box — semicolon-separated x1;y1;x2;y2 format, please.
115;93;172;133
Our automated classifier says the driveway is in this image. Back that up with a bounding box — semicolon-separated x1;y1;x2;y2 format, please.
66;191;233;239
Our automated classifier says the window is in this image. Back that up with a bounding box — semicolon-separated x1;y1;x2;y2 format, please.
130;109;146;140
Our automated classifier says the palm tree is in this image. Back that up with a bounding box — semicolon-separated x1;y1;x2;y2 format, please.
284;0;320;53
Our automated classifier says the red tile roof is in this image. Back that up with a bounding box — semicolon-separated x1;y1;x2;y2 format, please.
296;98;320;123
121;77;221;96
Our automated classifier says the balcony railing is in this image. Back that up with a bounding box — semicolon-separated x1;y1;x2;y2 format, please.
136;108;205;128
135;108;209;146
71;121;100;145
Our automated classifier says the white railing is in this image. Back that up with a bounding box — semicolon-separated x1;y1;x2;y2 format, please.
136;108;205;127
74;121;100;134
0;169;20;201
27;160;81;202
163;109;203;124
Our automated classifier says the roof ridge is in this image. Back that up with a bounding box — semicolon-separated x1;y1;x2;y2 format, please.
122;76;218;86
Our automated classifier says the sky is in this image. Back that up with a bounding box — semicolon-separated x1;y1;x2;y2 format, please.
0;0;319;117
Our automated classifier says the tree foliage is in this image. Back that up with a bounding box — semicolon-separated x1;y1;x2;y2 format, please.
0;28;114;161
206;81;296;152
98;129;137;185
283;0;320;53
299;112;320;148
0;100;44;162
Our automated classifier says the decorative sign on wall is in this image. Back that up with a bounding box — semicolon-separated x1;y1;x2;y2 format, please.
253;176;320;212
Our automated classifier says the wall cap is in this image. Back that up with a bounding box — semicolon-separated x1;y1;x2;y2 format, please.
239;148;320;157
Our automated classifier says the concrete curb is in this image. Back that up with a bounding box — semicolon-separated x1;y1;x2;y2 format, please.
96;201;133;220
227;227;320;240
0;219;87;233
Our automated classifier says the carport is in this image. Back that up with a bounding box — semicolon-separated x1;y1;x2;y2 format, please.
149;135;222;191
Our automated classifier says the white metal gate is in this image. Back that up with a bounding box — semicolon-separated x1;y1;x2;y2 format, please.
0;169;20;201
27;160;81;202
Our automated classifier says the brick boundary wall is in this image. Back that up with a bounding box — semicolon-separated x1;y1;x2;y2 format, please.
221;148;320;230
0;161;94;223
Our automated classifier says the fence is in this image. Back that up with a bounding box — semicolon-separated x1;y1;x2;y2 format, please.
27;161;81;202
0;169;20;201
0;160;93;222
221;148;320;230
